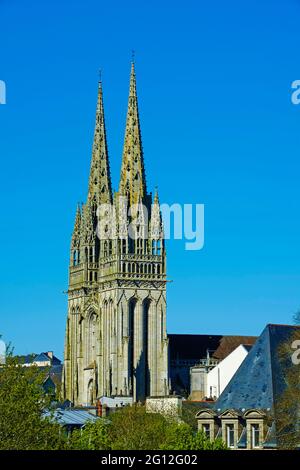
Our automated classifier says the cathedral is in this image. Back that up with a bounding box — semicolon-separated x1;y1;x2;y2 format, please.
62;63;169;406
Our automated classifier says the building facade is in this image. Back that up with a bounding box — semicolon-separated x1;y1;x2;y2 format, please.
62;63;169;406
190;344;252;401
195;324;300;449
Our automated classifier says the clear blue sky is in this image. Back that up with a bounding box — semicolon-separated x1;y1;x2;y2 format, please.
1;0;300;358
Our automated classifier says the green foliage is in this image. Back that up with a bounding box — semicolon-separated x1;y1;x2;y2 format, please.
0;355;67;450
161;422;227;450
69;419;111;450
68;405;227;450
181;402;201;431
109;404;167;450
276;328;300;449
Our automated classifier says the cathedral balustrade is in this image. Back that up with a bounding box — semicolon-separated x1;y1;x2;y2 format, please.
119;272;165;280
121;254;162;262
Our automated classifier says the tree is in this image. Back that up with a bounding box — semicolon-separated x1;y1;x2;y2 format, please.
0;353;67;450
109;404;167;450
68;405;227;450
161;422;227;450
69;419;111;450
276;328;300;449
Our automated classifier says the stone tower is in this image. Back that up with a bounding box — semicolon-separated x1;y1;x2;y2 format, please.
62;63;169;405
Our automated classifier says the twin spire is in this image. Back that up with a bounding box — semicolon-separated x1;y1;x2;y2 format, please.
87;62;147;208
88;79;112;206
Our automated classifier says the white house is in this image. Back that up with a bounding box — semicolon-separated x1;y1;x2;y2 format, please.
206;344;252;399
189;344;252;401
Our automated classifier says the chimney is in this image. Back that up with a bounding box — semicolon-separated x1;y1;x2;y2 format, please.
47;351;53;360
96;399;102;417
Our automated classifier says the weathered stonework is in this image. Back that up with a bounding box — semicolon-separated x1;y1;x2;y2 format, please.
62;63;169;405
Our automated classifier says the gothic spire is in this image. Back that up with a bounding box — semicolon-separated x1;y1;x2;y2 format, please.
88;80;112;206
150;187;163;240
119;62;147;206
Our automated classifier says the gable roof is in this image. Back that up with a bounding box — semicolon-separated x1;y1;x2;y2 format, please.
16;352;61;366
215;324;300;412
33;353;51;363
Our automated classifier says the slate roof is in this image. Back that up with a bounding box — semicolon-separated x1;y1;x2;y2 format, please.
44;408;99;427
215;324;300;412
168;334;257;361
16;352;61;366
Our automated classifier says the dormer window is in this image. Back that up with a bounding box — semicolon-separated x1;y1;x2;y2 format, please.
202;423;211;440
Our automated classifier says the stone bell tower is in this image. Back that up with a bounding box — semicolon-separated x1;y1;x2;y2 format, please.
62;63;169;405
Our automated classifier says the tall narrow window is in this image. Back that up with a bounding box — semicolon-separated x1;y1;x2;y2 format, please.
143;299;151;398
226;424;235;448
251;424;260;448
128;299;136;395
202;423;211;440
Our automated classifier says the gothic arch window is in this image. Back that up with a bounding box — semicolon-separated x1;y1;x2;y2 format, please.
152;240;155;255
87;379;94;406
143;298;151;397
89;247;93;263
78;316;83;344
128;298;137;395
157;240;161;255
87;312;97;364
